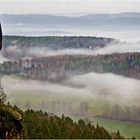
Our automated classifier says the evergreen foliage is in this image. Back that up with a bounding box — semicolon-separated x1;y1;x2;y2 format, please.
0;104;128;139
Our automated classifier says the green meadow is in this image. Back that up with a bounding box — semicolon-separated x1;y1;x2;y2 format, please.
3;76;140;138
71;116;140;138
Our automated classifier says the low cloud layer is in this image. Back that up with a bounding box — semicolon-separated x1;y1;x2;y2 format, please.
2;72;140;106
2;42;140;60
0;54;8;63
94;42;140;54
66;72;140;101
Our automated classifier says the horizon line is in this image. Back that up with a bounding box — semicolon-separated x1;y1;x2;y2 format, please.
1;12;140;17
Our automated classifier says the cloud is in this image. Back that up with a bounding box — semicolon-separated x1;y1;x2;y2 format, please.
2;71;140;106
2;41;140;60
66;72;140;99
94;42;140;54
0;54;8;63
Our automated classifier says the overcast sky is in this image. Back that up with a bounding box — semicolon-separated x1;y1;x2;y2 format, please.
0;0;140;16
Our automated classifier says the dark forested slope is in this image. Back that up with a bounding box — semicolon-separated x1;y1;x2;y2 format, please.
0;53;140;81
3;36;116;50
0;104;128;139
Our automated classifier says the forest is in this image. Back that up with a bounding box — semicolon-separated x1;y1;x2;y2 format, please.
0;102;132;139
1;0;140;138
0;36;140;139
3;35;116;50
0;53;140;81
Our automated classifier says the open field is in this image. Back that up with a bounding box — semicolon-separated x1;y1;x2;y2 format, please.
8;91;140;138
2;75;140;138
71;116;140;138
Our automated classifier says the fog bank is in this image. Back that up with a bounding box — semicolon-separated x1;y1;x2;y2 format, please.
2;71;140;106
2;41;140;60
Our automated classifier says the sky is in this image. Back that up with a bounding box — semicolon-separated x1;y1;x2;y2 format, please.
0;0;140;16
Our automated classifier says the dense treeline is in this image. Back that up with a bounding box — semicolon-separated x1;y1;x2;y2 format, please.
14;99;90;117
0;53;140;81
12;94;140;123
23;109;124;139
0;91;133;139
100;104;140;122
3;35;115;50
0;91;127;139
0;103;128;139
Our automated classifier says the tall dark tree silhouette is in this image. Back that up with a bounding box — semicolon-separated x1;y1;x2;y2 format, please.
0;23;2;50
0;23;5;104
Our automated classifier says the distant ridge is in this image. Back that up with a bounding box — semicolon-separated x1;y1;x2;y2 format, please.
0;12;140;27
1;12;140;41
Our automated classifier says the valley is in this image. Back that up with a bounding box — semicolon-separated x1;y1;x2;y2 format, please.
0;35;140;138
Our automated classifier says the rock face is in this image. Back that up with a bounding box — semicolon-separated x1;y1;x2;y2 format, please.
0;77;23;139
0;104;23;139
0;72;22;138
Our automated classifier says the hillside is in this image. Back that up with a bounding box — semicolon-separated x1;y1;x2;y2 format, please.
1;13;140;28
3;35;115;49
1;35;117;60
1;53;140;81
0;104;127;139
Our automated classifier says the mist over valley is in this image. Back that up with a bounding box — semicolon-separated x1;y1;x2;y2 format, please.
1;13;140;42
1;12;140;139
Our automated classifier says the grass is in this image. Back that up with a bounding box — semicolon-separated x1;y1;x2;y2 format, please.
92;117;140;138
71;115;140;138
4;76;140;138
8;92;140;138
